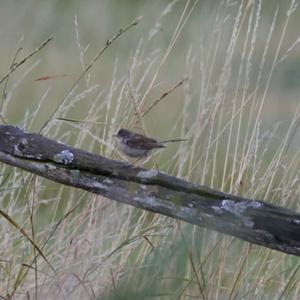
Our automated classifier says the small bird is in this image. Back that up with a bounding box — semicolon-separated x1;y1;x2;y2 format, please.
114;128;186;159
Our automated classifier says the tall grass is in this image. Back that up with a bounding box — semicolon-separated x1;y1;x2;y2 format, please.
1;0;300;299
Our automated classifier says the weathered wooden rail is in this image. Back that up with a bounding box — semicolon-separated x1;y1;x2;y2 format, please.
0;124;299;256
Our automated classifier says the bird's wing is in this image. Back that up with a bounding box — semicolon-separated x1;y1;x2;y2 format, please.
126;134;164;150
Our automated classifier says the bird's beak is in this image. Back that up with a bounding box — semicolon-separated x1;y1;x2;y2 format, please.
112;134;117;138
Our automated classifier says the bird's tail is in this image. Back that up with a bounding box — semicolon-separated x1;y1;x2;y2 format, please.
158;138;187;144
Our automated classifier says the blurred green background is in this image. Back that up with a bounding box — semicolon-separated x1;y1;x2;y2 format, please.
1;0;300;134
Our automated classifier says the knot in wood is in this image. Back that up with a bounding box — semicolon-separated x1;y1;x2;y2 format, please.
14;138;28;156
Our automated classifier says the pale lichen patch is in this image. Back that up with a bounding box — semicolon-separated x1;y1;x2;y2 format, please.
291;219;300;225
243;219;254;228
221;199;262;215
46;164;57;170
91;182;109;190
212;206;223;213
53;150;74;165
103;178;113;185
133;196;158;207
137;169;159;179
